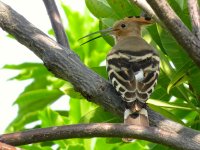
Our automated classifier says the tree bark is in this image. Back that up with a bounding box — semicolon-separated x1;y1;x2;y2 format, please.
147;0;200;68
188;0;200;40
43;0;70;48
1;123;199;150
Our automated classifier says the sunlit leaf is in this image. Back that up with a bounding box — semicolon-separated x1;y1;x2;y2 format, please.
149;104;184;124
15;89;63;115
106;0;140;18
167;61;193;93
148;99;192;110
39;107;69;127
85;0;116;18
80;107;121;123
91;66;108;79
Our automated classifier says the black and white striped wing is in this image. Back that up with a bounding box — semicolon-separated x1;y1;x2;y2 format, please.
106;50;160;103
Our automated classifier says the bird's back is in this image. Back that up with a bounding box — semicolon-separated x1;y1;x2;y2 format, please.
106;36;160;109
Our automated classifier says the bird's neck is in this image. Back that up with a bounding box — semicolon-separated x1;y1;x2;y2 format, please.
115;28;142;43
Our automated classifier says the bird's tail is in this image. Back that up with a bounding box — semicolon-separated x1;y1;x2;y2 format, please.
122;102;149;142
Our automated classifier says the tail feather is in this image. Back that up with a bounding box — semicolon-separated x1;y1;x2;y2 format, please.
122;108;149;142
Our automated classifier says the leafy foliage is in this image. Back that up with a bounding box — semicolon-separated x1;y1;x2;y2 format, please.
3;0;200;149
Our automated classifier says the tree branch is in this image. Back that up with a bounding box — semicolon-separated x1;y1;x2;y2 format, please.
188;0;200;40
0;142;21;150
0;123;200;150
146;0;200;68
130;0;160;24
43;0;70;48
0;1;200;149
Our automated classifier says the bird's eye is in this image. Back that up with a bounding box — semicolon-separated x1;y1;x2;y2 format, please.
121;23;126;28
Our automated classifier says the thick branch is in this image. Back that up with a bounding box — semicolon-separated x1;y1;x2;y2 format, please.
188;0;200;40
0;123;199;150
146;0;200;67
0;1;200;149
43;0;70;48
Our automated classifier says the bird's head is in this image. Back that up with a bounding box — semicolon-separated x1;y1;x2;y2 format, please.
111;16;153;41
79;16;153;45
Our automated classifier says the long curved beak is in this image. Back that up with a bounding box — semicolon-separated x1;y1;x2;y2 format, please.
78;27;113;45
78;27;113;41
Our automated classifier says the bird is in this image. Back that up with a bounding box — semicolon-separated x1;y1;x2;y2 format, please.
106;16;160;141
79;16;160;142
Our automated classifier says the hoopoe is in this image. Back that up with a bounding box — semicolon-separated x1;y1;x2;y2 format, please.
80;16;160;142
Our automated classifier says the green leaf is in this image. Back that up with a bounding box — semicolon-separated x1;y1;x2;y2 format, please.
106;138;122;144
167;61;193;93
60;82;83;99
69;98;82;123
4;63;50;80
15;89;63;115
189;66;200;95
39;108;69;148
148;99;192;110
91;66;108;79
150;144;174;150
146;24;166;54
6;111;39;132
149;104;184;124
80;107;121;123
62;4;111;67
85;0;116;18
106;0;140;18
99;18;115;46
20;145;52;150
68;145;85;150
39;107;69;127
94;138;120;150
158;26;192;69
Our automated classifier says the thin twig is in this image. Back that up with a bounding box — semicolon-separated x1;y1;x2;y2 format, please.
147;0;200;67
43;0;70;48
188;0;200;40
0;123;199;150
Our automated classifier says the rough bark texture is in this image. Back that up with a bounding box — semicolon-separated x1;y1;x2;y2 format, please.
0;123;199;150
43;0;70;48
147;0;200;68
0;1;200;149
188;0;200;40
